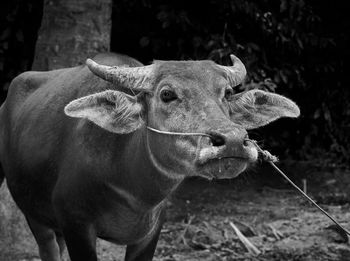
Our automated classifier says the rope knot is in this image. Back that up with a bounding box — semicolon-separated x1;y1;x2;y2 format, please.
244;139;279;163
260;149;279;163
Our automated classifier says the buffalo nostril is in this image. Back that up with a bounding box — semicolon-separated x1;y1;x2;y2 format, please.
209;133;226;147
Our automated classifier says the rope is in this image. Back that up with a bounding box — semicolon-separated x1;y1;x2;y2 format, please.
246;139;350;237
146;126;213;138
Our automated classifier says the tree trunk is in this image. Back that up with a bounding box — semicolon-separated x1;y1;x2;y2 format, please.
32;0;112;70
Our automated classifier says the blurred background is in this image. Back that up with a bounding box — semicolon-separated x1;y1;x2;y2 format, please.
0;0;349;260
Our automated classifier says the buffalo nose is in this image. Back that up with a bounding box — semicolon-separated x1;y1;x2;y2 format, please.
207;129;258;161
208;131;249;148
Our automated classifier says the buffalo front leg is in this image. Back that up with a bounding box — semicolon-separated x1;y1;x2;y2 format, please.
55;231;66;258
25;217;62;261
60;222;98;261
124;214;164;261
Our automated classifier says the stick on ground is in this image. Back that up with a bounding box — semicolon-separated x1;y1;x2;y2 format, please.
229;221;261;256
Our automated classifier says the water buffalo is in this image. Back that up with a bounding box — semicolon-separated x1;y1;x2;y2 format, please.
0;53;299;261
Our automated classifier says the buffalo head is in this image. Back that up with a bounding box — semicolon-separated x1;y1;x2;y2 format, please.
64;55;299;180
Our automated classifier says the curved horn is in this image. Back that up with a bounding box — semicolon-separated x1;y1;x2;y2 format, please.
86;59;154;92
218;54;247;87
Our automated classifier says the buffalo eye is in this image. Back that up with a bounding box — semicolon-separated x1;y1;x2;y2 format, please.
224;88;234;100
160;89;177;103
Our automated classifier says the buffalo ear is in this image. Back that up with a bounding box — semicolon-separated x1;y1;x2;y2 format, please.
229;89;300;130
64;90;144;134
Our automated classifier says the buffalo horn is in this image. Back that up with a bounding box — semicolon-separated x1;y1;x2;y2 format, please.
218;54;247;86
86;59;153;92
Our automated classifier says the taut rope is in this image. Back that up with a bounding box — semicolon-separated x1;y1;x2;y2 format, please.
246;139;350;237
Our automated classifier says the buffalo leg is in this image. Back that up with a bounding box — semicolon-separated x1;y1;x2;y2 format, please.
124;214;164;261
26;217;62;261
55;231;66;258
61;223;98;261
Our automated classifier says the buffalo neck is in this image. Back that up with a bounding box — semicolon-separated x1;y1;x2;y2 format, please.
108;126;183;208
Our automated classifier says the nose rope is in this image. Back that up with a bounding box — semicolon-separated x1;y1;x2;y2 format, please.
245;139;350;237
146;126;213;138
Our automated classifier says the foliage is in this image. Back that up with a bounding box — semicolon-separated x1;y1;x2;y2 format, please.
0;0;349;163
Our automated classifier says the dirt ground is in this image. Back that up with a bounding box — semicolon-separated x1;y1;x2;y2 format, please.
1;161;350;261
